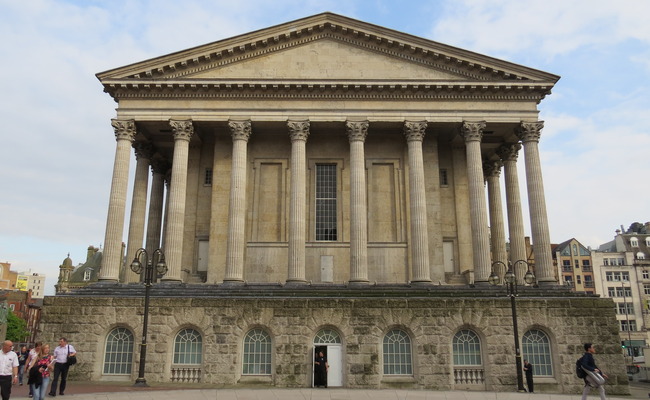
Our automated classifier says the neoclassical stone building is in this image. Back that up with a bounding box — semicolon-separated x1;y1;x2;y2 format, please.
42;13;627;393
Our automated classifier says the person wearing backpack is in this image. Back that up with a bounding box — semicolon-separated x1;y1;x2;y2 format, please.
581;343;608;400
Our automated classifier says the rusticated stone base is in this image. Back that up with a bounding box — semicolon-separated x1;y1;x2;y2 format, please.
40;283;629;394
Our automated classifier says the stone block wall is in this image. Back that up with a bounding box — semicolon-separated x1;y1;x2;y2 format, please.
40;291;629;394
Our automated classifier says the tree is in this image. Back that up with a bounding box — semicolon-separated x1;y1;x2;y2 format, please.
5;310;29;343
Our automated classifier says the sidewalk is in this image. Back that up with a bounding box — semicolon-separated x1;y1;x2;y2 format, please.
9;380;649;400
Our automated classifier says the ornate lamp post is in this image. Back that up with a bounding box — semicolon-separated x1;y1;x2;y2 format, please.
489;259;536;392
130;248;168;387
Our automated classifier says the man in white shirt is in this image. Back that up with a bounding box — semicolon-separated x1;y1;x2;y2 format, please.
49;338;76;397
0;340;18;400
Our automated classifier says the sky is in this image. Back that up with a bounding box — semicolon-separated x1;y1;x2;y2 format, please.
1;0;649;296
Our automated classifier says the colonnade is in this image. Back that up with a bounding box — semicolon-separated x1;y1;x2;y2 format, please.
99;118;555;286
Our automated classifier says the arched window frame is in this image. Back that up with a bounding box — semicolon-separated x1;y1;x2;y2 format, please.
242;328;272;375
631;237;639;247
382;329;413;375
173;328;203;365
452;329;482;366
103;327;134;375
522;329;553;377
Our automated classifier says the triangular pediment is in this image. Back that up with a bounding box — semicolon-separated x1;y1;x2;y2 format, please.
188;38;463;81
98;13;559;84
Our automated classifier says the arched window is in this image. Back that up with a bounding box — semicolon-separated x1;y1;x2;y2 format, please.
173;328;203;365
314;328;341;344
631;237;639;247
522;329;553;376
383;329;412;375
243;329;272;375
637;252;646;260
453;330;482;365
645;237;650;247
103;327;134;375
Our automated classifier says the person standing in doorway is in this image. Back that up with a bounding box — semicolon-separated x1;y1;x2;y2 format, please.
314;351;328;388
523;359;534;393
581;343;608;400
48;338;75;397
0;340;19;400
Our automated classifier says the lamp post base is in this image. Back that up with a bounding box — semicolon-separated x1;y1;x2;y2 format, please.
133;378;149;387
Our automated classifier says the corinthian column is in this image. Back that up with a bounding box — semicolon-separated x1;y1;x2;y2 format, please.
287;120;309;284
100;119;136;282
484;160;507;280
162;119;194;282
224;120;252;283
460;121;491;284
404;121;431;283
496;143;528;282
145;158;168;257
124;141;153;283
516;121;555;284
346;120;369;284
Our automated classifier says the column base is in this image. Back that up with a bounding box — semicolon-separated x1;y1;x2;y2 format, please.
221;280;245;286
284;280;308;287
410;280;433;286
348;280;370;287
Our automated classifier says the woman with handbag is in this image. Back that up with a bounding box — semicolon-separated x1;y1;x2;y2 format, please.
27;344;54;400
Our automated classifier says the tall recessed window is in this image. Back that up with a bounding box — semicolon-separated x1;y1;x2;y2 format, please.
453;330;482;366
315;164;337;241
204;168;213;185
439;168;449;186
383;329;412;375
522;329;553;376
103;327;134;375
243;329;272;375
173;329;203;365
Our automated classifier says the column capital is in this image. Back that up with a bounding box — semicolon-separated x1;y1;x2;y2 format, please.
228;119;252;141
460;121;486;142
169;119;194;141
111;119;136;142
287;120;310;142
496;143;522;162
151;157;170;175
516;121;544;143
483;160;503;179
346;120;369;142
403;120;427;142
132;141;154;160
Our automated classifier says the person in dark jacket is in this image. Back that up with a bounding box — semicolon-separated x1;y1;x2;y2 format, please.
523;359;534;392
581;343;608;400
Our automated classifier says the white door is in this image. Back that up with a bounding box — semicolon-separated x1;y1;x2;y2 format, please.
197;240;209;272
327;345;342;387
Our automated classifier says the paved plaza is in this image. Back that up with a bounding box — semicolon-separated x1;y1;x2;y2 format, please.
8;381;650;400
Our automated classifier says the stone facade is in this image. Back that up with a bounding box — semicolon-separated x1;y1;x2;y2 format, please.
42;285;628;393
41;13;629;394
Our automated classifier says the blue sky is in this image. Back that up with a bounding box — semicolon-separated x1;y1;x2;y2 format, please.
1;0;649;295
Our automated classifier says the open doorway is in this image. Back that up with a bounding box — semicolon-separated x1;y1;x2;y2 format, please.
312;328;343;387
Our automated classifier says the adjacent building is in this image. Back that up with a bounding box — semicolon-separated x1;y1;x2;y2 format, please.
41;13;627;394
553;238;595;294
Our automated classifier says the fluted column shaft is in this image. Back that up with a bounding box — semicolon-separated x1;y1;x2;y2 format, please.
484;160;508;280
224;120;252;282
287;120;309;283
346;120;369;283
124;142;153;283
145;158;167;257
404;121;431;283
517;121;555;284
460;121;491;284
100;119;136;281
162;119;194;282
497;144;528;281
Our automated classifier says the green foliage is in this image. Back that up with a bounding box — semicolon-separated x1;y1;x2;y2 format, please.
6;310;29;342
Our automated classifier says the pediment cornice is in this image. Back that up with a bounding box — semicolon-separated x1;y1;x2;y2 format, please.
97;13;559;102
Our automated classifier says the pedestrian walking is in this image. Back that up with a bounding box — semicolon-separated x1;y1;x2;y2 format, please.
17;346;28;386
27;343;54;400
581;343;608;400
48;338;75;397
0;340;19;400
